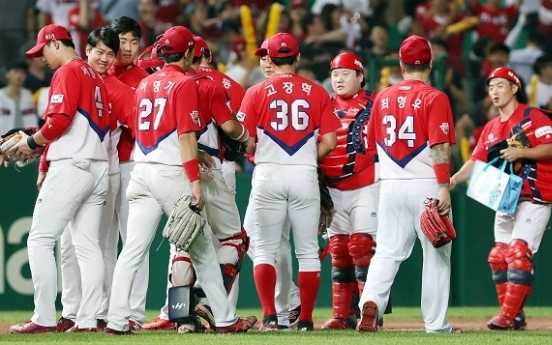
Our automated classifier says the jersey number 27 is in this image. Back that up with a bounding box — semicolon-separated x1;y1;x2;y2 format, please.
383;114;416;147
138;98;168;131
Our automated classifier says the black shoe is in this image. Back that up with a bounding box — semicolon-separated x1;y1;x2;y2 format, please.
259;314;279;331
288;305;301;328
296;320;314;332
105;327;134;335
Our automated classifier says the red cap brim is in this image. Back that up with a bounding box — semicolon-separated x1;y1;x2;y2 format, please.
26;43;47;58
254;48;267;57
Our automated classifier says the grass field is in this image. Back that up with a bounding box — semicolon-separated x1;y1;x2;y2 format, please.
1;307;551;344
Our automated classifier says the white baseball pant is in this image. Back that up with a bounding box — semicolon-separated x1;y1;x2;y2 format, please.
359;179;452;333
221;160;236;195
107;163;237;331
28;159;108;328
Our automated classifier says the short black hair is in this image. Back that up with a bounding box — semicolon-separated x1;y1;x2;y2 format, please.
301;13;318;34
370;23;389;34
87;27;120;54
204;49;211;59
163;48;193;64
6;60;28;72
192;56;201;64
270;55;298;66
533;55;552;74
108;16;142;39
515;80;527;103
403;62;431;73
489;42;510;55
527;32;545;47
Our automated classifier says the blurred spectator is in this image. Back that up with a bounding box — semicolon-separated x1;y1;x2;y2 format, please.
376;51;403;91
429;38;466;119
36;0;80;54
473;42;510;103
68;0;106;58
509;32;545;84
97;0;140;21
215;18;241;68
469;0;520;44
289;0;308;39
507;0;540;34
365;24;390;60
156;0;182;24
316;4;363;49
456;97;499;162
296;64;318;83
182;2;209;37
0;61;37;133
22;42;54;94
224;36;263;88
0;0;36;70
138;0;169;47
526;55;552;110
35;86;50;119
300;13;344;81
539;0;552;53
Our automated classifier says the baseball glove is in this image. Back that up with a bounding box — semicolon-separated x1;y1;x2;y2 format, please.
0;127;41;167
420;198;456;248
318;168;335;231
162;196;206;252
217;126;247;162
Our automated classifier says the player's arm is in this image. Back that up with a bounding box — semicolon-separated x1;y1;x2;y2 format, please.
318;132;337;161
237;87;257;154
431;142;452;214
179;132;204;210
210;84;249;142
317;92;340;161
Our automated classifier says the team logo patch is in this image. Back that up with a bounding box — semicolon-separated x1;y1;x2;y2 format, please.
535;125;552;138
439;122;449;136
190;110;201;127
50;94;64;104
236;111;246;122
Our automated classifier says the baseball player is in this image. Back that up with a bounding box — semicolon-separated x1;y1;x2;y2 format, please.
242;38;302;330
451;67;552;330
9;24;110;334
56;27;135;333
320;52;380;330
240;32;340;331
106;15;150;329
106;26;252;335
357;35;456;333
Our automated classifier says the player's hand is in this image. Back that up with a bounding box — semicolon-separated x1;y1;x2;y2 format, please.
190;181;205;211
8;131;36;162
500;147;523;162
37;172;47;190
450;176;457;190
436;187;451;215
197;150;215;169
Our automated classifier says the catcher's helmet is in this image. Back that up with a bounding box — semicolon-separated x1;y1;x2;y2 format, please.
330;52;364;73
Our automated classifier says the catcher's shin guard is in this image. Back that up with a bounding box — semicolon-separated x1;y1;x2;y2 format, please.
330;282;356;320
348;233;376;296
500;239;533;321
488;242;508;306
217;228;249;294
168;286;196;323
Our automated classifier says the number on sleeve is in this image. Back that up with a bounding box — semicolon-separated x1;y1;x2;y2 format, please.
383;115;416;147
269;99;310;131
138;97;167;131
95;85;103;118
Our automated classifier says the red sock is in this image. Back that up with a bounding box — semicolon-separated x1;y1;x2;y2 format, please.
298;271;321;322
254;264;277;317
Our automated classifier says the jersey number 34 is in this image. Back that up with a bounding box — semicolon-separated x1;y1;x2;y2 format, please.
383;114;416;147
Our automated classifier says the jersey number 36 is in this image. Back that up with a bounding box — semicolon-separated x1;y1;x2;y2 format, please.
270;99;310;131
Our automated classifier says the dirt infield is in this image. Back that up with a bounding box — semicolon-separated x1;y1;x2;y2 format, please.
2;318;552;334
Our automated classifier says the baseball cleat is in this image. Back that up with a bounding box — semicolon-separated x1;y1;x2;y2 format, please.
10;320;56;334
56;317;75;332
357;301;379;332
105;327;134;335
129;320;141;331
194;303;216;330
177;316;204;333
66;326;98;333
241;315;258;328
487;314;513;330
142;317;177;331
96;319;107;331
215;317;253;334
259;314;280;331
321;318;350;330
297;320;314;331
288;305;301;328
513;311;527;330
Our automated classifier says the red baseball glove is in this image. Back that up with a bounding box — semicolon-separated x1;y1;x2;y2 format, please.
420;198;456;248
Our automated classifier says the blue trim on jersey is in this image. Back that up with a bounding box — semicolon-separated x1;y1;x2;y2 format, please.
259;125;316;156
136;129;175;155
78;107;110;142
198;143;220;157
377;141;427;168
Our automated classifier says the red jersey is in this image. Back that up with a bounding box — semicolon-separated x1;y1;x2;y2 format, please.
68;5;105;58
187;70;235;162
108;62;149;162
470;3;518;43
419;13;465;73
471;104;552;203
196;66;245;115
240;73;340;167
368;79;455;180
133;64;203;166
45;58;110;161
540;0;552;35
320;90;378;190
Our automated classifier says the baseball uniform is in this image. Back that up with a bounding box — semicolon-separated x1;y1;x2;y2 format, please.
358;36;456;333
0;87;37;133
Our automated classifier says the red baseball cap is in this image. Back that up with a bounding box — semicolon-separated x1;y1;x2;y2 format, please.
330;52;364;73
267;33;299;58
487;67;521;88
232;36;246;56
27;24;73;58
399;35;432;66
290;0;307;8
255;39;269;57
157;26;194;55
193;36;208;57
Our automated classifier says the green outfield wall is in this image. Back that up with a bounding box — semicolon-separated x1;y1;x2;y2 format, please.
1;163;551;311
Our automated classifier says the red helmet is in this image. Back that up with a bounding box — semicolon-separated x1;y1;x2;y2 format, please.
330;52;364;73
487;67;521;88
